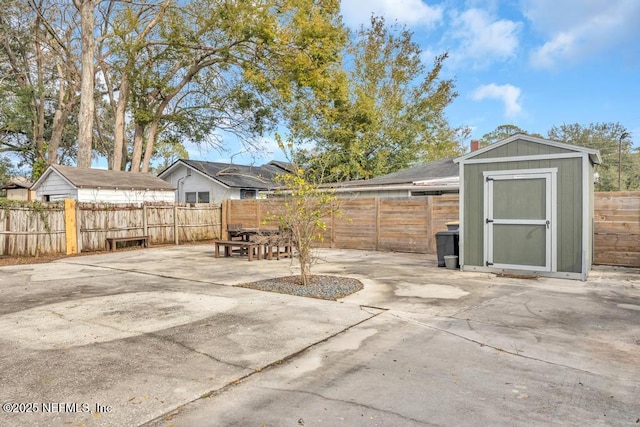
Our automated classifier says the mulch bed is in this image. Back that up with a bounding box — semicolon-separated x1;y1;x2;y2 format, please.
237;275;364;301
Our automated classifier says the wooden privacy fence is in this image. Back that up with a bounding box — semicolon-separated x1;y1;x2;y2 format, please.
594;192;640;268
0;201;222;256
0;203;66;256
0;192;638;268
226;192;640;267
77;203;221;252
224;196;460;254
78;203;222;252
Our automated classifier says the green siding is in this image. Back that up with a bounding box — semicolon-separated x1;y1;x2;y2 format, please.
474;139;573;159
464;163;485;266
463;156;583;273
554;158;582;272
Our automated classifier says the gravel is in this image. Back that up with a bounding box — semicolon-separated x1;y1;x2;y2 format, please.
237;275;364;301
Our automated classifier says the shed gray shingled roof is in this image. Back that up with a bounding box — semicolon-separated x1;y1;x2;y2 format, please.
179;160;291;189
2;177;33;190
49;165;175;190
334;157;459;188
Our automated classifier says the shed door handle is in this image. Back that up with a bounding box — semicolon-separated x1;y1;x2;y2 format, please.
546;220;550;229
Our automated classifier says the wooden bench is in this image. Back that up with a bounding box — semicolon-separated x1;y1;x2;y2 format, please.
214;240;261;261
106;235;149;252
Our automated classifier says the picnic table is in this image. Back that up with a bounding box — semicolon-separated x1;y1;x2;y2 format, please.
217;226;293;261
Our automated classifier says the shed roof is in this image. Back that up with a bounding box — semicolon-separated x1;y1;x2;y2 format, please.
454;134;602;164
159;159;292;190
33;165;176;191
2;177;34;190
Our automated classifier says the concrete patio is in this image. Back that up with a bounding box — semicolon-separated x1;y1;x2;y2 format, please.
0;245;638;426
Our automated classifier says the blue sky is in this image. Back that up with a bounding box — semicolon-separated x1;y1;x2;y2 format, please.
179;0;640;166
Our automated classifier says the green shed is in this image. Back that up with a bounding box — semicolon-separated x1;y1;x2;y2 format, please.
454;134;602;280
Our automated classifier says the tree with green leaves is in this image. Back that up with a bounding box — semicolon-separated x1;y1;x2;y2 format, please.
0;156;16;191
478;124;540;147
115;0;346;173
2;0;346;175
296;15;462;182
547;122;636;191
0;0;80;179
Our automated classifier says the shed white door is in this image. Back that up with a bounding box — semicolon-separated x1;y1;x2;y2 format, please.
484;169;557;272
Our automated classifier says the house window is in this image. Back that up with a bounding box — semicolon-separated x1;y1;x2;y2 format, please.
185;191;210;203
197;192;210;203
240;189;256;199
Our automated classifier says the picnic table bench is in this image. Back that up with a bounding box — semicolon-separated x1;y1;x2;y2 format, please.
214;240;261;261
106;235;149;251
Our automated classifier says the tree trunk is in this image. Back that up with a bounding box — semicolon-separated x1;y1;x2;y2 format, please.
49;106;74;165
112;75;129;170
110;0;171;171
33;14;46;166
130;122;145;172
137;58;214;173
49;64;77;164
75;0;95;168
141;120;160;172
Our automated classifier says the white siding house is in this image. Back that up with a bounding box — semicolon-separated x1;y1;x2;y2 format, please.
158;160;292;203
32;165;175;203
161;163;236;203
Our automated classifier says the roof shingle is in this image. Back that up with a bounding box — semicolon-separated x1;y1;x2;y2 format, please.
49;165;175;190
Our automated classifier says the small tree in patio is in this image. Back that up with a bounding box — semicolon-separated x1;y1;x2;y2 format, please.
271;136;340;286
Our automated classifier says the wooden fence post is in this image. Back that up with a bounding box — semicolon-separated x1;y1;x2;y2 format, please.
426;196;433;253
331;200;336;248
4;208;10;255
375;197;380;251
256;199;261;227
173;204;179;245
75;202;82;253
143;204;148;237
221;200;228;239
64;198;77;255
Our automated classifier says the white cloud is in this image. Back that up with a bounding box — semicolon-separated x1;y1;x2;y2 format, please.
447;8;521;68
341;0;443;28
471;83;523;117
523;0;640;69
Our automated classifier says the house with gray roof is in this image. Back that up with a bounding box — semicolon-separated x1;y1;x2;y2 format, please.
158;159;293;203
32;165;176;204
329;157;460;198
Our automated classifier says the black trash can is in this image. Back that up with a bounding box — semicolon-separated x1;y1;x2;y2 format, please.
435;230;459;267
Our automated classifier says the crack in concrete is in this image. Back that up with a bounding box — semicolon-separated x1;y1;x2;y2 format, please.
524;298;551;321
256;385;437;426
46;308;252;371
146;332;251;371
47;309;139;335
143;306;386;426
57;260;230;288
388;311;602;376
